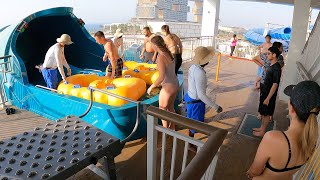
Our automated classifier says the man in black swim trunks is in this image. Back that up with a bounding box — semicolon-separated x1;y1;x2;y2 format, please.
253;46;282;137
94;31;123;78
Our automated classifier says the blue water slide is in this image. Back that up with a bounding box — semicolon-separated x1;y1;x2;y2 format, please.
0;7;184;141
244;27;292;47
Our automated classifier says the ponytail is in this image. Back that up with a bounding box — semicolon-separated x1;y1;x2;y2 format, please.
301;108;319;161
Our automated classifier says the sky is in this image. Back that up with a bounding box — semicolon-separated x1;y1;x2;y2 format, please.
0;0;319;29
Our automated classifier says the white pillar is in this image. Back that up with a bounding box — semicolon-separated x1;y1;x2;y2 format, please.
201;0;220;45
279;0;311;100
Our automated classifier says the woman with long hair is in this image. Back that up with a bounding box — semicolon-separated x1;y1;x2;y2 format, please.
161;25;183;75
247;81;320;179
147;35;179;129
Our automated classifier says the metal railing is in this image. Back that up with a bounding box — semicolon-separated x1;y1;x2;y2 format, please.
0;55;13;108
122;35;263;63
79;86;141;144
146;106;227;180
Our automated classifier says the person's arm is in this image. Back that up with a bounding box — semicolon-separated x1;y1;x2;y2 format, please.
194;69;219;110
258;43;264;54
61;52;71;76
140;39;147;59
252;55;264;67
264;67;281;105
105;42;116;78
247;132;272;178
55;46;67;81
103;52;108;62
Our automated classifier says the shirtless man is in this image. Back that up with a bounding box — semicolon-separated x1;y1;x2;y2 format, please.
94;31;123;78
139;27;157;63
252;35;273;89
161;25;183;75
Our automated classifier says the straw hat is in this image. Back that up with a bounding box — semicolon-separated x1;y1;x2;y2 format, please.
114;28;124;38
56;34;73;45
193;46;215;65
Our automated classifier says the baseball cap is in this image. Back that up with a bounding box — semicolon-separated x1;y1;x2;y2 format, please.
284;81;320;121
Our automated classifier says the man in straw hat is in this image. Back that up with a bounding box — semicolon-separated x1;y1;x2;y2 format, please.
94;31;123;79
184;46;223;139
41;34;73;89
113;28;124;59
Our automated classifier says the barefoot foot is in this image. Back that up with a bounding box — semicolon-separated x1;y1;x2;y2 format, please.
253;130;265;137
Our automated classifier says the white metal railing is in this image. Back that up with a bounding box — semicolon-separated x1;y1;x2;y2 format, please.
122;35;264;63
299;12;320;84
146;106;227;180
0;55;13;108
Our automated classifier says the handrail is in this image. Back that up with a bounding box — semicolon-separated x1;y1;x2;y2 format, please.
296;62;312;81
78;86;140;144
146;106;224;135
177;132;226;180
146;106;227;179
0;55;12;60
84;68;102;72
35;85;63;93
302;12;320;54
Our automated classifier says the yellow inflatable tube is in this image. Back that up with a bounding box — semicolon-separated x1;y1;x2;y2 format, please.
123;61;159;85
57;74;146;106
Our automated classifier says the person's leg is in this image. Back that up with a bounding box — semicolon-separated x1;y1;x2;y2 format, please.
174;54;182;75
41;69;50;88
115;58;124;78
253;115;270;137
230;46;235;56
253;92;266;131
50;69;59;89
167;89;178;130
158;88;171;128
106;64;112;77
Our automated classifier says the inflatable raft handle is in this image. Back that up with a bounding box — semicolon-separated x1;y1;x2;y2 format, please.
149;68;156;71
133;69;140;73
124;75;132;78
123;67;128;70
84;68;102;72
73;84;81;88
106;85;115;90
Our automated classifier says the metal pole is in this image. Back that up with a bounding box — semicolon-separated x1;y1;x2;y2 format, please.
216;53;221;82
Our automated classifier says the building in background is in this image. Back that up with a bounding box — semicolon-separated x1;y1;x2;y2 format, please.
135;0;190;22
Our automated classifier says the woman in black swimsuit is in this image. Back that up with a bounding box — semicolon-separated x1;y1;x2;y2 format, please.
247;81;320;179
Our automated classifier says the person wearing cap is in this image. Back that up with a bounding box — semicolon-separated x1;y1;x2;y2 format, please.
184;46;223;138
41;34;73;89
113;28;124;59
247;80;320;179
94;31;123;79
253;46;282;137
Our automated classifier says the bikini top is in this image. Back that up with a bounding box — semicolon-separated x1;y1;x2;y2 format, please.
265;131;304;172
